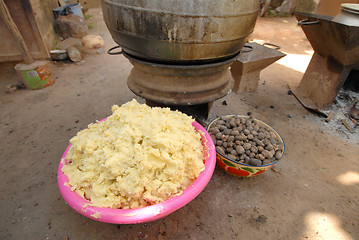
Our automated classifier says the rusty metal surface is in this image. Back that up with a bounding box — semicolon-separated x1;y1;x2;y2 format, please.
295;11;359;67
293;52;351;110
101;0;259;63
233;42;286;73
230;42;286;92
125;52;235;105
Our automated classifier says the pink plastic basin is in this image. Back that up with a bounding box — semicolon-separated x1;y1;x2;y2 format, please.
57;120;216;224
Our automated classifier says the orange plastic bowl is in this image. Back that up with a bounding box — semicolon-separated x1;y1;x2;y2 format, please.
208;115;285;177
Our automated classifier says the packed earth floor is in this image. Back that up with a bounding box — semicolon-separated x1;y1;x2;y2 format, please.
1;9;358;240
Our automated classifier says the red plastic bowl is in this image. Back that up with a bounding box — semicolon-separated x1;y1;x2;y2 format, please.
57;120;216;224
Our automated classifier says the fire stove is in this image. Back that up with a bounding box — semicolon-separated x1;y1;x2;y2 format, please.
108;47;237;121
293;4;359;110
102;0;260;121
126;51;240;121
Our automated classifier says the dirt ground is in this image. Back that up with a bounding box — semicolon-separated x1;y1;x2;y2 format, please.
1;9;359;240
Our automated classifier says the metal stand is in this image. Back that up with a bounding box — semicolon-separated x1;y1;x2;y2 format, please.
230;42;285;92
292;52;351;109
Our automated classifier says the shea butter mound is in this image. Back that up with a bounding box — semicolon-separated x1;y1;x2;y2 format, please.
62;99;205;209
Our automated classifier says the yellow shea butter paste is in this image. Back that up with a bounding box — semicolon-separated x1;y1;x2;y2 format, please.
62;99;205;209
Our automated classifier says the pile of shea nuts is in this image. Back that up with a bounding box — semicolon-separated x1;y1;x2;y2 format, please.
208;115;284;166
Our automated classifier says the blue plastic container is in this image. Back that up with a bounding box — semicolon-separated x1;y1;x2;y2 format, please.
53;3;84;19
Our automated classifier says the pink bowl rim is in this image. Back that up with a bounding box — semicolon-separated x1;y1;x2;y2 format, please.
57;119;216;224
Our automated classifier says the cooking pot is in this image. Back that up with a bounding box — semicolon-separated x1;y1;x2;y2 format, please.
101;0;260;63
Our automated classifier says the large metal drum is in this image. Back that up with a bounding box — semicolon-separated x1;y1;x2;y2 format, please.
101;0;260;63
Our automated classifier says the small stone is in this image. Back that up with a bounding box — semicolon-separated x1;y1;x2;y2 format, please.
249;158;262;166
270;105;275;109
221;135;228;141
222;100;228;105
258;132;265;140
250;146;258;153
263;159;272;165
236;145;245;154
227;154;237;161
223;129;231;135
262;150;273;158
264;131;271;139
270;132;277;139
247;134;254;140
263;138;270;145
215;132;222;140
211;127;219;134
230;120;236;128
216;140;223;146
265;144;274;151
258;154;265;160
247;112;252;116
275;151;283;160
278;143;284;151
269;149;275;156
243;143;251;150
230;149;237;156
231;130;240;136
258;146;264;152
287;114;292;118
243;129;250;135
255;139;265;147
239;135;247;141
216;146;225;155
219;125;227;131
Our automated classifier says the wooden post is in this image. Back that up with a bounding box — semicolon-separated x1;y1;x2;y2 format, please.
0;0;34;64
